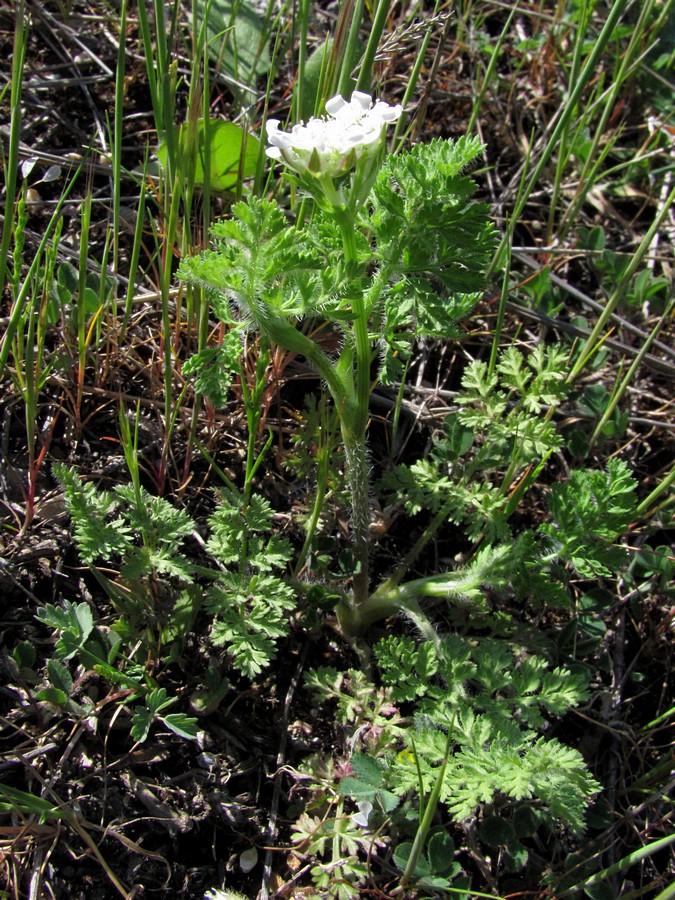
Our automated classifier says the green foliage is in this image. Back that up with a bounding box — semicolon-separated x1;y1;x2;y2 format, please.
633;544;675;600
56;464;195;575
0;783;68;821
372;635;437;702
182;327;243;407
369;137;497;379
57;465;299;681
131;687;199;743
371;135;497;297
193;0;270;101
382;345;569;541
180;138;496;394
308;633;598;836
567;382;629;454
577;224;672;311
36;599;99;662
540;458;638;577
56;465;133;564
178;196;321;322
377;349;639;618
339;753;399;816
207;488;292;571
35;600;198;743
207;572;296;678
55;463;199;648
304;666;404;752
204;487;297;677
457;345;568;456
393;830;462;889
11;640;37;678
157;120;260;192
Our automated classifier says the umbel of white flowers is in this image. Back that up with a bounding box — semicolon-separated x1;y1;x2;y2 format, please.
266;91;402;180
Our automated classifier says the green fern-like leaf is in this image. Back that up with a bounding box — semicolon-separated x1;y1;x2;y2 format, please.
183;328;244;407
55;464;133;564
113;486;195;546
371;137;497;343
207;489;292;572
540;458;638;577
178;196;325;327
374;635;438;702
207;572;297;678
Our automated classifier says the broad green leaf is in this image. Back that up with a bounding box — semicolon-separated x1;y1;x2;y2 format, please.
393;842;431;877
349;754;383;787
504;840;528;872
479;815;515;847
193;0;270;92
46;658;73;695
35;687;69;707
12;640;36;671
295;38;364;120
57;260;78;294
82;286;101;316
158;120;259;191
513;804;541;838
427;830;456;875
131;707;153;743
162;712;199;740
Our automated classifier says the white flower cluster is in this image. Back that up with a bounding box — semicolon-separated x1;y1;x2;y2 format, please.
266;91;402;178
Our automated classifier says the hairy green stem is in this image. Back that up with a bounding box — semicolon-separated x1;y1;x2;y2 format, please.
294;400;335;576
341;432;371;608
333;209;374;612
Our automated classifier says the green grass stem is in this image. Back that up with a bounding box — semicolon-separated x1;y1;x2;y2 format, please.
392;4;442;151
568;181;675;380
120;158;149;340
556;0;662;240
487;0;633;279
466;1;519;135
590;297;675;447
0;166;82;379
557;832;675;898
338;0;367;97
636;464;675;520
398;729;453;891
0;0;27;291
112;0;127;303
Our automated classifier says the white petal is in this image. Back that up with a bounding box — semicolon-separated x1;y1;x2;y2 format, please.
269;131;294;150
346;129;367;144
378;103;402;123
239;847;258;874
360;129;382;145
325;95;347;116
266;94;399;178
351;91;372;110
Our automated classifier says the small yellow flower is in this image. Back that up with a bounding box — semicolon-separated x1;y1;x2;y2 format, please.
397;748;416;765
